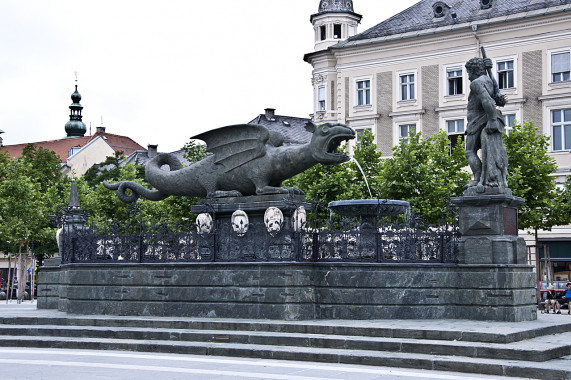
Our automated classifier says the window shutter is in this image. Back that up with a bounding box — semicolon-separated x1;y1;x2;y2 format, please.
552;52;570;73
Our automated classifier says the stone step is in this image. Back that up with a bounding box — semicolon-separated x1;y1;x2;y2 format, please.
2;315;568;344
0;334;569;380
1;324;570;363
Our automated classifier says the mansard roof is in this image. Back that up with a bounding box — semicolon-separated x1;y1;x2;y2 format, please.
248;110;313;145
337;0;571;46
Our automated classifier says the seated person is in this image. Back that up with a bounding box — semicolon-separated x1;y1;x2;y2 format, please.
545;284;561;314
561;283;571;314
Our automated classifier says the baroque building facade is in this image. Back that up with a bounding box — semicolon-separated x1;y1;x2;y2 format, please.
305;0;571;184
305;0;571;280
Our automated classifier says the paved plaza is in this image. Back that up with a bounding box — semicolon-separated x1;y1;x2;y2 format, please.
2;301;571;379
0;347;532;380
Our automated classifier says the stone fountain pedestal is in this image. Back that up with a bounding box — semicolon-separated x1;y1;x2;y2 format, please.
451;192;526;265
451;191;536;321
37;191;537;321
191;194;311;261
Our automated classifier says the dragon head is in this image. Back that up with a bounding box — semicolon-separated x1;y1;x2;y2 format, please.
305;122;355;165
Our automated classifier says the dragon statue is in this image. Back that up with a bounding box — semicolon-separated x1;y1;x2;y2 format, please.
104;122;355;203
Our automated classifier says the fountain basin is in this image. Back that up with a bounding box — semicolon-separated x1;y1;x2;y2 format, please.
328;199;410;219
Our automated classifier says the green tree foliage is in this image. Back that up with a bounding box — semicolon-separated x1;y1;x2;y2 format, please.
503;121;564;239
344;129;383;199
0;145;68;258
0;160;43;253
0;149;10;177
83;151;124;187
558;179;571;222
286;129;469;224
76;139;209;229
182;139;207;163
378;132;470;224
79;164;144;227
284;130;382;209
20;145;64;193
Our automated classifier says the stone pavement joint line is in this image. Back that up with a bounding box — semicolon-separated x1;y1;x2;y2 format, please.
2;303;571;379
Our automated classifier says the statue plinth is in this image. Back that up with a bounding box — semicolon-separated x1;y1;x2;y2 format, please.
191;195;311;262
451;193;526;265
191;194;307;215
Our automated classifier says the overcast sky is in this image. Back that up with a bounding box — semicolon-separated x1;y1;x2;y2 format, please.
0;0;419;152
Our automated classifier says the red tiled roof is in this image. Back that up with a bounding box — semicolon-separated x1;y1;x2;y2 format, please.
0;132;145;161
91;131;145;156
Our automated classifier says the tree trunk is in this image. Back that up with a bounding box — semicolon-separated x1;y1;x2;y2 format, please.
16;252;25;302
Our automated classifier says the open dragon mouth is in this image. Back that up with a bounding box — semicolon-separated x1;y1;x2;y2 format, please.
324;133;354;158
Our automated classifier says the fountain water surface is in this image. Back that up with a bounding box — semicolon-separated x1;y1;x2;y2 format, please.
329;158;410;228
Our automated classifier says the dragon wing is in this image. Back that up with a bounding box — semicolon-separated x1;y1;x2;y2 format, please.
192;124;274;173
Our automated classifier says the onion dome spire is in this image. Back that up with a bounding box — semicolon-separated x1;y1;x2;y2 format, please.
65;74;87;138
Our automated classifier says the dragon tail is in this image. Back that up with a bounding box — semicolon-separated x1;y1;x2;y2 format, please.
103;181;168;203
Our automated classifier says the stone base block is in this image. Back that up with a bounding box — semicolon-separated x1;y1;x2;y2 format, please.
38;262;537;322
459;236;527;264
452;194;527;265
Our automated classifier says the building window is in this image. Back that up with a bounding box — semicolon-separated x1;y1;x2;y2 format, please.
497;60;515;89
433;2;448;18
446;119;464;150
447;119;464;134
400;124;416;139
400;74;415;101
355;127;372;142
320;25;326;40
333;24;341;39
447;68;463;95
318;86;326;111
551;51;570;83
552;109;571;151
480;0;493;9
503;114;516;135
356;79;371;106
68;146;82;157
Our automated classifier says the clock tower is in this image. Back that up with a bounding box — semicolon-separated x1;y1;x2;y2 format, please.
310;0;362;52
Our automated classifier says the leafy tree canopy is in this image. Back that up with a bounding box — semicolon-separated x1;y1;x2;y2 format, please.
75;138;209;229
284;129;381;217
378;131;470;224
0;147;68;257
83;150;126;187
504;121;566;234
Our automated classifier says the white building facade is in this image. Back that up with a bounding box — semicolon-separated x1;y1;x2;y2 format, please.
305;0;571;183
305;0;571;277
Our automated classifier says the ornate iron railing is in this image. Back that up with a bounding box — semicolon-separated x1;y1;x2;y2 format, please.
59;200;460;264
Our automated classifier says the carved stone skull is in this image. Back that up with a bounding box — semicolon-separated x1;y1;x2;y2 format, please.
264;207;284;234
292;206;307;232
195;213;213;234
231;210;249;237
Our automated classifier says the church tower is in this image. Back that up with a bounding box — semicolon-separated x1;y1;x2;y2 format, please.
64;82;87;138
310;0;362;51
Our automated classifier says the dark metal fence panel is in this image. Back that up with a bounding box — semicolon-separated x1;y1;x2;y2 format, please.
59;202;460;265
213;218;297;262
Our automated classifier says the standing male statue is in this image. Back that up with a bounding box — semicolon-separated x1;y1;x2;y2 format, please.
464;52;509;195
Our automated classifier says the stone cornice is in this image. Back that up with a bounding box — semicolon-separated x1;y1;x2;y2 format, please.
388;109;426;117
435;105;468;112
538;91;571;101
346;113;381;122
